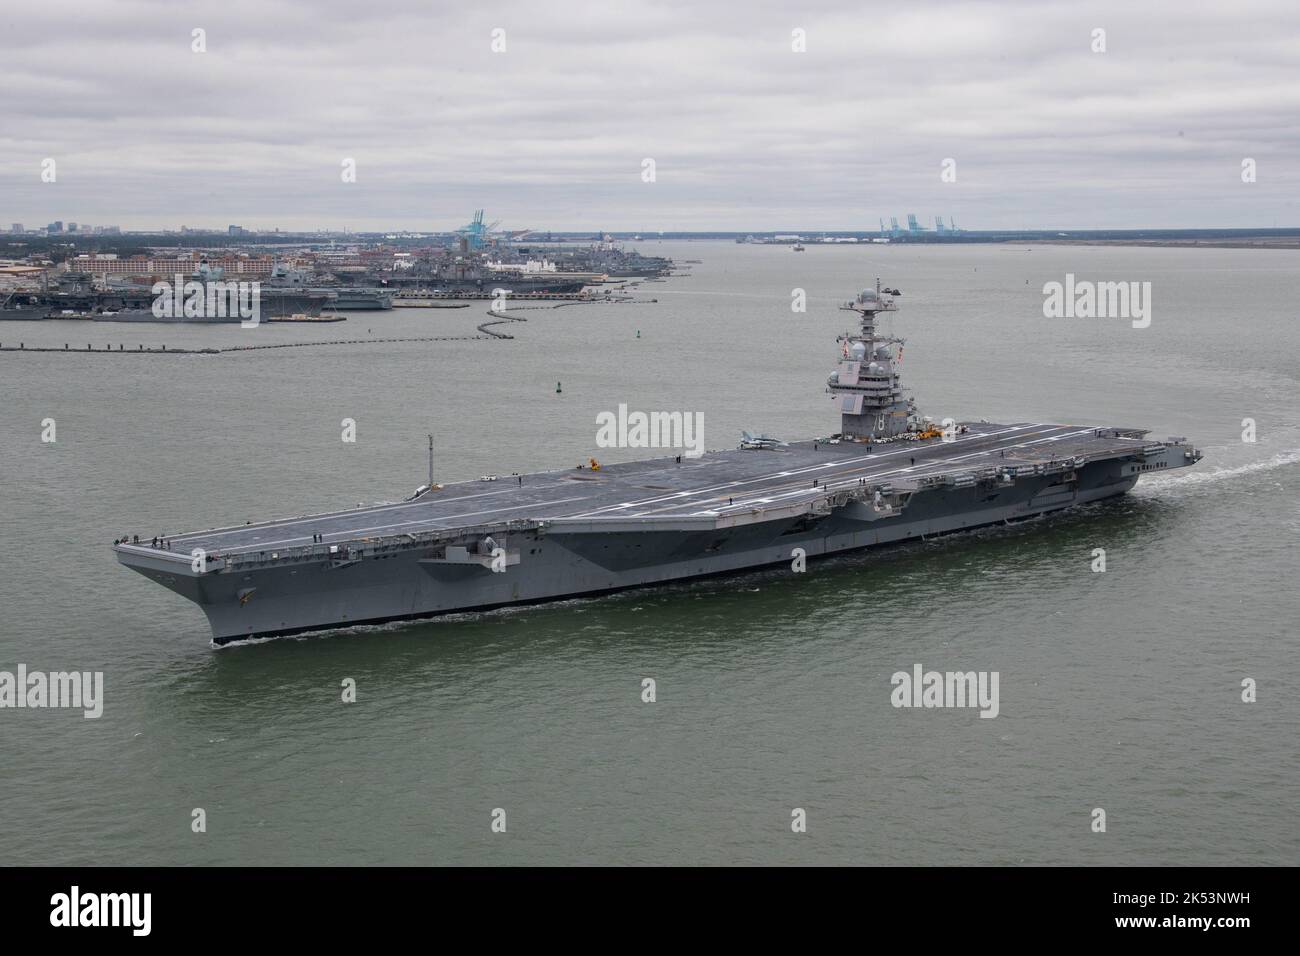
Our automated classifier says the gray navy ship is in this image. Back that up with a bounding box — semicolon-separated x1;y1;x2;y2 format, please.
114;283;1203;645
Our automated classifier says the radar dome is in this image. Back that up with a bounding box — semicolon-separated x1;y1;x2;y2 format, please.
850;342;867;360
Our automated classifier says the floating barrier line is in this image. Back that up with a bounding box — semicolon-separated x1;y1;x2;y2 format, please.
0;332;512;355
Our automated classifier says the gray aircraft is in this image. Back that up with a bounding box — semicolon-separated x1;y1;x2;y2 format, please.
740;431;787;450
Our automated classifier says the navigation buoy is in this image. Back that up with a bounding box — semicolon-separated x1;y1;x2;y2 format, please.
556;381;562;393
636;330;641;338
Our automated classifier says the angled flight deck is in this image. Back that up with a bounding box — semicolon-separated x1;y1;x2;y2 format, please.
154;422;1154;557
115;283;1201;644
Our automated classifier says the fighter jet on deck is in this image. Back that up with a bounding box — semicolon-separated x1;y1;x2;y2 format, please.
740;431;787;450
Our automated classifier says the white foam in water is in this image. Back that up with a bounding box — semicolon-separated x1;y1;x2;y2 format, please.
1134;448;1300;493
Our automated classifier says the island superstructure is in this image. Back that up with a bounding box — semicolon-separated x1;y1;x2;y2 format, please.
113;282;1202;645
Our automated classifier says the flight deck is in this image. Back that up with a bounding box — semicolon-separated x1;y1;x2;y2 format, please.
140;421;1158;560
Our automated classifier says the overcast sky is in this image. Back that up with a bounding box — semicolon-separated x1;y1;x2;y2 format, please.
3;0;1298;231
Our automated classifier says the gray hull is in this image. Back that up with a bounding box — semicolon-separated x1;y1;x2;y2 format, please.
0;307;50;321
309;290;393;310
113;427;1195;645
201;469;1133;644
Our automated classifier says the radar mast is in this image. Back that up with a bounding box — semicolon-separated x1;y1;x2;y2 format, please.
826;278;915;440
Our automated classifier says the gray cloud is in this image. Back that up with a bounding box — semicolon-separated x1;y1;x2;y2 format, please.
2;0;1298;230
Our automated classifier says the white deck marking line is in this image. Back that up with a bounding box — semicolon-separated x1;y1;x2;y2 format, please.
625;429;1075;516
662;427;1078;510
218;495;592;552
171;484;534;543
565;424;1048;518
700;428;1103;512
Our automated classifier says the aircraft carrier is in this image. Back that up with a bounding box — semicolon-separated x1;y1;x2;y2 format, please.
113;283;1202;645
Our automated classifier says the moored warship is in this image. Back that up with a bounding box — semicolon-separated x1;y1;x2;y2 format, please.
114;282;1202;645
1;285;334;321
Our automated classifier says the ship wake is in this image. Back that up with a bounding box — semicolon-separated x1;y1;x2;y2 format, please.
1133;448;1300;495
